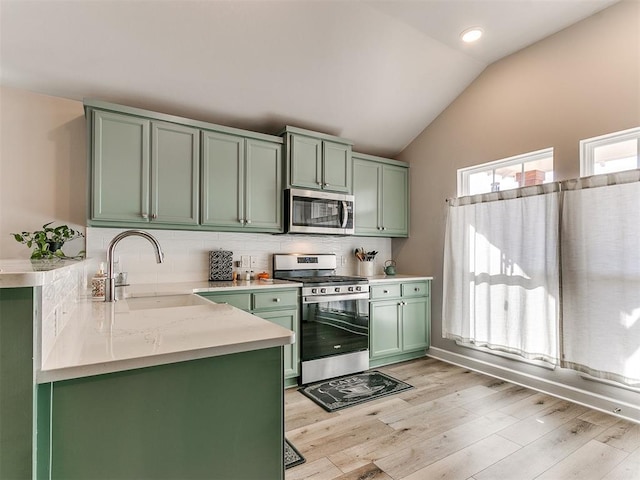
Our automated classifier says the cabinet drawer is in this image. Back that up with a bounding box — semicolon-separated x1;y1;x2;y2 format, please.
370;284;401;300
200;292;252;311
252;290;298;310
401;281;429;298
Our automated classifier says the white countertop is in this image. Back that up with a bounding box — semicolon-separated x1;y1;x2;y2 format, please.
1;258;430;383
38;294;295;383
366;274;433;283
0;258;86;287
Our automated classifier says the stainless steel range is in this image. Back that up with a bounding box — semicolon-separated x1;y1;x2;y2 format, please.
273;253;370;384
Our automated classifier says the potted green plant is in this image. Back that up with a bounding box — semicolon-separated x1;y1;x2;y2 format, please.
11;222;85;259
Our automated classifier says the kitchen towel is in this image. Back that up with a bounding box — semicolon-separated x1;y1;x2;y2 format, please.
209;250;233;281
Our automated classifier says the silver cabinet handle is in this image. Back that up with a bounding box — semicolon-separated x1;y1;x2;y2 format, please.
151;213;157;220
273;298;281;302
383;289;389;294
141;213;149;219
415;287;420;292
246;219;251;224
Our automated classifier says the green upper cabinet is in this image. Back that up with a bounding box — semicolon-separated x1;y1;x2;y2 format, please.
352;152;409;237
282;126;353;193
86;99;284;233
89;109;199;226
202;131;282;232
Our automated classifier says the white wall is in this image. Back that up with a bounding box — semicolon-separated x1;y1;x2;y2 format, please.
394;1;640;421
0;86;86;258
86;227;391;282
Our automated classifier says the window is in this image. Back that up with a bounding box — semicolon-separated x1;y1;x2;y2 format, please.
457;148;554;197
580;127;640;177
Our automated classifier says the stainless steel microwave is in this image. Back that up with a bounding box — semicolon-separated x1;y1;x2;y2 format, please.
286;188;355;235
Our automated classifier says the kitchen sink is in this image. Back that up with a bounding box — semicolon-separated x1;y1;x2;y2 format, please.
124;294;212;311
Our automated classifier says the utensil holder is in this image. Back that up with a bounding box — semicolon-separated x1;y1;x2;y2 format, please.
358;261;374;277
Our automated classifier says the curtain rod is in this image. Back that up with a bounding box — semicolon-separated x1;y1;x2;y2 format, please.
447;168;640;206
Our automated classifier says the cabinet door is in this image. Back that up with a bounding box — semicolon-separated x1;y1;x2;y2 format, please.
245;139;282;232
381;165;409;237
255;309;299;379
201;131;244;228
370;301;402;359
401;298;429;351
91;110;150;223
323;141;351;193
151;122;199;225
353;159;382;236
290;134;322;190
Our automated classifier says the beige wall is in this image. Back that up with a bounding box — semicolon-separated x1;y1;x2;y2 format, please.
0;87;86;258
394;0;640;414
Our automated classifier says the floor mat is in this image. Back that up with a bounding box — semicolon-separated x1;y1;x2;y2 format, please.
299;370;413;412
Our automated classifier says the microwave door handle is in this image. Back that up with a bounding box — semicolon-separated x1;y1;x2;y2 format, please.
341;201;348;228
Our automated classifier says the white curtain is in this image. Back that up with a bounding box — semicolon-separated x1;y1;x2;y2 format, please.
561;171;640;387
443;185;560;364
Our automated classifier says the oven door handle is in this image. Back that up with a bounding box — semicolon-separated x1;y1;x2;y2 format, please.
303;292;370;304
341;201;348;228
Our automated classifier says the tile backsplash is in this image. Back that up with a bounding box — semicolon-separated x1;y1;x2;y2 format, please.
86;228;392;284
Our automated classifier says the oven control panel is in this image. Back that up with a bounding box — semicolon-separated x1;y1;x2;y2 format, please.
303;284;369;298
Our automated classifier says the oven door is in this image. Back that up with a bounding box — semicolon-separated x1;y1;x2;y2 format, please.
287;188;354;235
301;292;369;361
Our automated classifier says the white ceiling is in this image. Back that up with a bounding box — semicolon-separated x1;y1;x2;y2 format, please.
0;0;619;157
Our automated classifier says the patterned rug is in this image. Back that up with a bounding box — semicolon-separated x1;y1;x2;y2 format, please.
285;438;305;469
299;371;413;412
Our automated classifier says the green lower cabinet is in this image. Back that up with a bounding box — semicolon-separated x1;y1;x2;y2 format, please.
38;347;284;480
0;287;36;480
254;309;299;380
369;281;430;368
370;301;402;358
198;289;300;387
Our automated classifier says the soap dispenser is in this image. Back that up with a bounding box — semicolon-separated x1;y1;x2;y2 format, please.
91;262;107;300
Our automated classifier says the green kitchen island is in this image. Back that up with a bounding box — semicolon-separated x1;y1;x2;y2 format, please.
0;259;295;480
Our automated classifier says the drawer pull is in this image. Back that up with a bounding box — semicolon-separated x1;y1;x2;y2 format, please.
273;298;281;302
414;287;420;292
383;289;389;294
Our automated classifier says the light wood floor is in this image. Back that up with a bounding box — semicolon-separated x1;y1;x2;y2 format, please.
284;357;640;480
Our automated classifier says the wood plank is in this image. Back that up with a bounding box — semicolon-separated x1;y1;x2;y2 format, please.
578;409;624;428
459;384;537;416
475;418;606;480
374;410;520;479
328;427;421;473
601;448;640;480
285;457;342;480
379;385;495;425
498;391;562;419
535;439;628;480
596;420;640;453
496;400;589;446
331;463;393;480
400;434;521;480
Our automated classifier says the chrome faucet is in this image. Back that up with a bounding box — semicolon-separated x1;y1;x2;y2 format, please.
105;230;164;302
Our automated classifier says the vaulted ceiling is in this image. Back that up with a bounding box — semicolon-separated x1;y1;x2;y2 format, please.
0;0;619;157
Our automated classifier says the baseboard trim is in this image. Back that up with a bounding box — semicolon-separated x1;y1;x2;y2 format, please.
428;347;640;424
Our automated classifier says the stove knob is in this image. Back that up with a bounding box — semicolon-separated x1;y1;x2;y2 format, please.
334;287;340;293
320;288;327;293
311;288;318;294
348;286;354;292
355;286;362;291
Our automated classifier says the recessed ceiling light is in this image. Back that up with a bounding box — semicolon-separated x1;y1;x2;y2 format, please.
461;27;483;43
